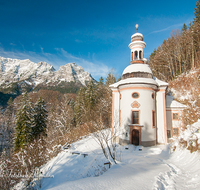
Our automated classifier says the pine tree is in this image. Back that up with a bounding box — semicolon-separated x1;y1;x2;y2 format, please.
85;80;97;112
194;0;200;23
14;93;33;150
182;23;187;31
105;72;116;86
99;76;104;85
32;97;48;140
74;74;113;128
74;87;86;125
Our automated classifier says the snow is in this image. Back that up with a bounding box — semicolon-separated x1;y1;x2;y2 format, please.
153;77;168;87
154;148;200;190
110;75;168;88
178;119;200;144
15;131;200;190
166;95;187;108
131;32;143;38
122;63;153;75
0;56;93;87
171;87;192;101
109;77;158;88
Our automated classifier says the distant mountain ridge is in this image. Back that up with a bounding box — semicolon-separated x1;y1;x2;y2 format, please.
0;56;94;94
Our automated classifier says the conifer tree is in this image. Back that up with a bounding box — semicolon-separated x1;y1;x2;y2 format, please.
74;87;86;125
194;0;200;23
182;23;187;31
99;76;104;85
85;80;97;112
105;72;116;86
14;93;33;150
32;97;48;140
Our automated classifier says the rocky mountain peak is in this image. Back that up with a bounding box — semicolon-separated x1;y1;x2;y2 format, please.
0;56;95;93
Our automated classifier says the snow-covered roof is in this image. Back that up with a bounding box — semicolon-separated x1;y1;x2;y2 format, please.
131;32;143;38
109;77;158;88
166;95;187;109
153;77;168;87
110;73;168;89
122;64;152;75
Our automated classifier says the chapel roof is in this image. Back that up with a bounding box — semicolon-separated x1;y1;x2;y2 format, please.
166;95;187;109
131;32;143;39
122;63;152;76
109;77;158;88
110;27;169;89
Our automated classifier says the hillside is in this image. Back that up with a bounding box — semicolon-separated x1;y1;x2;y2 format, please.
169;68;200;125
14;129;200;190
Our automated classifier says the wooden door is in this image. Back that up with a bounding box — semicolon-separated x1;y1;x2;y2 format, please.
132;129;139;145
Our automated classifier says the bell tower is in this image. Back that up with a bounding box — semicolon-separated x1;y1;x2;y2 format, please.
129;24;146;64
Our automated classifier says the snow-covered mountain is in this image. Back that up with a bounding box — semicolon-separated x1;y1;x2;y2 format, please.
51;63;93;86
0;56;94;92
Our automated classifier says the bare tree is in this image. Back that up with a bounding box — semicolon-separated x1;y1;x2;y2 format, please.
92;118;117;164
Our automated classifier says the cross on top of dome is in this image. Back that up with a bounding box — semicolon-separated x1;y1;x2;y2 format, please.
135;24;139;33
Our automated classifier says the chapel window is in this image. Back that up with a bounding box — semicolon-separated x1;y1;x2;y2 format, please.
167;130;171;138
139;50;142;59
132;92;139;98
134;51;138;60
173;128;179;136
132;111;139;124
173;113;179;120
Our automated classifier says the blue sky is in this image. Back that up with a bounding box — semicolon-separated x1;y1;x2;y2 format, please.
0;0;197;80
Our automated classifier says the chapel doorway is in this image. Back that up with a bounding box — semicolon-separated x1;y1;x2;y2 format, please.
132;129;139;145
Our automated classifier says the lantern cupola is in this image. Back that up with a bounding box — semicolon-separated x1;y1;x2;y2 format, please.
129;24;146;64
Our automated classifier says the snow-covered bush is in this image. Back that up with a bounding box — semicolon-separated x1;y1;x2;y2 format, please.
172;119;200;153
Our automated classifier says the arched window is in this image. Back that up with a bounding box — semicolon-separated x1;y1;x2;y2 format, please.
134;51;138;60
139;51;142;59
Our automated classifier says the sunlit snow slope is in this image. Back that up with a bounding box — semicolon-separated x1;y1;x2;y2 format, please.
17;132;200;190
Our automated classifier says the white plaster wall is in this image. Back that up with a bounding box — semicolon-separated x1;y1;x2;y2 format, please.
166;110;172;130
166;109;184;130
131;48;143;52
172;120;182;128
156;91;166;144
120;86;156;142
139;90;156;142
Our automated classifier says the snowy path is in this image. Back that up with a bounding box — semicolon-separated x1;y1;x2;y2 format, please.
30;136;200;190
153;149;200;190
153;160;182;189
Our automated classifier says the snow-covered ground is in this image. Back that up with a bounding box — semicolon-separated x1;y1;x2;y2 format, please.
15;132;200;190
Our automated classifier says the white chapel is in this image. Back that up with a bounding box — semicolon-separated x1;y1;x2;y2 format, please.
110;25;186;146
